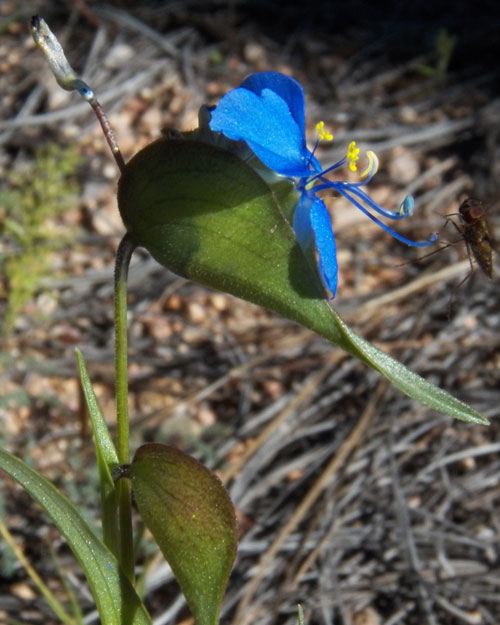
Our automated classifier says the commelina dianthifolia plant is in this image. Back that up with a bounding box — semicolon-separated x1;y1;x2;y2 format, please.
0;18;488;625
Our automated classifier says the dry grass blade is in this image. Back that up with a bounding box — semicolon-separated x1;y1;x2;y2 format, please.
221;353;343;484
232;381;388;625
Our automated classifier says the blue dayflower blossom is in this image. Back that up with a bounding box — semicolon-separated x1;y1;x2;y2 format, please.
209;71;436;298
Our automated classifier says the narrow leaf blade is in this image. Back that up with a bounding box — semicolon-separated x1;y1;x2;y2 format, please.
331;309;488;424
0;448;151;625
76;348;119;469
76;348;120;554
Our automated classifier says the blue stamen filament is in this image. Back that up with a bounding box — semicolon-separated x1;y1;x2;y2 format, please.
307;121;334;169
301;139;436;247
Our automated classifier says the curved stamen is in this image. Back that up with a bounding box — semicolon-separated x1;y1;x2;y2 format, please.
399;195;415;217
338;185;409;221
306;140;320;169
313;150;378;189
311;182;406;221
308;157;347;184
335;187;437;247
359;150;379;180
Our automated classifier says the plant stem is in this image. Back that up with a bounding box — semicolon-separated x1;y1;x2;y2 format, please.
89;98;126;173
114;233;136;582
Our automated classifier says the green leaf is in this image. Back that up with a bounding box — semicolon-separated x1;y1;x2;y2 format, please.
330;311;487;424
76;349;119;470
75;348;120;554
0;448;151;625
118;138;487;425
130;443;237;625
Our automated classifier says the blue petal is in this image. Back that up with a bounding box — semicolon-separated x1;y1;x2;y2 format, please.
210;79;319;177
293;193;338;298
240;72;307;139
293;192;315;250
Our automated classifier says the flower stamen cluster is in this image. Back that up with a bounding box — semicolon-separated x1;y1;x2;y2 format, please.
346;141;360;172
316;121;333;142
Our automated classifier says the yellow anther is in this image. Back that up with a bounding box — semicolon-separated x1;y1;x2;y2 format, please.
316;121;333;141
346;141;360;172
360;150;379;179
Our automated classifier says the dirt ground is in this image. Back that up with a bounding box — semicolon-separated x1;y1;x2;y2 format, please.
1;2;500;624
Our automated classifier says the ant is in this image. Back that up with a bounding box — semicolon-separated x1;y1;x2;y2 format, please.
400;198;498;313
407;198;497;282
445;197;498;287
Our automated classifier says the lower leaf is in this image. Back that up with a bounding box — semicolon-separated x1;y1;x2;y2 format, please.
0;448;151;625
131;443;238;625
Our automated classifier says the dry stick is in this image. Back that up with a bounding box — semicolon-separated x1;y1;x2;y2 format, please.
72;257;472;431
324;116;475;160
221;351;344;484
388;416;436;625
0;84;45;146
433;594;483;625
232;380;388;625
130;330;316;429
93;5;181;58
291;510;344;590
0;65;162;131
342;259;470;322
424;176;471;215
403;156;457;198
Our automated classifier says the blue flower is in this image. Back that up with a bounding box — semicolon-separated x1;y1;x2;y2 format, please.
209;71;436;298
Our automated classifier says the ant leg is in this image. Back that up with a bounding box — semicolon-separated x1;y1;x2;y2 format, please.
394;242;452;267
446;232;475;318
446;218;476;271
399;215;461;268
447;265;474;319
463;240;475;274
442;213;462;236
447;217;465;240
439;214;466;247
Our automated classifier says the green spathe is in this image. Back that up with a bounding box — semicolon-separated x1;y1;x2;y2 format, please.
130;443;237;625
118;138;487;425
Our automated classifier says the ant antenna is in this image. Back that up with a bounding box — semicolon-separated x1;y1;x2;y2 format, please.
31;16;126;173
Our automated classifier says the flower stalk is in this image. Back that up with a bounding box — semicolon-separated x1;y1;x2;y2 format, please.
114;233;136;581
